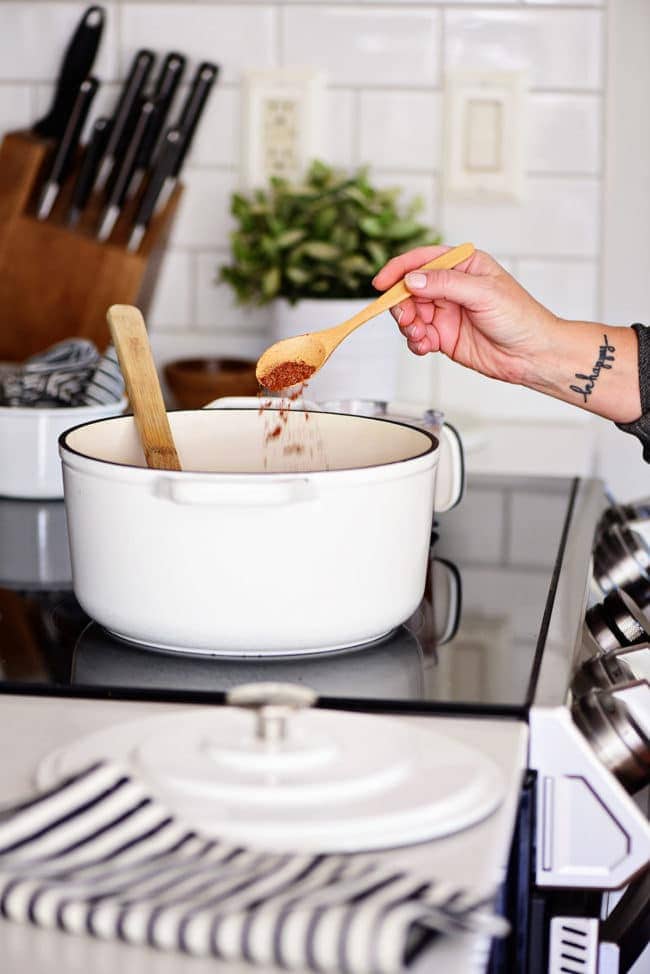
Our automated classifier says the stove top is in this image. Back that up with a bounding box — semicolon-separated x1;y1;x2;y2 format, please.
0;473;598;717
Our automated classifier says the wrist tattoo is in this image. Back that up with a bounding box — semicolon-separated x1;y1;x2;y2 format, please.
570;334;616;404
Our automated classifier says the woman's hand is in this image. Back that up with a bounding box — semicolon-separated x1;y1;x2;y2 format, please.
372;244;559;387
372;244;642;425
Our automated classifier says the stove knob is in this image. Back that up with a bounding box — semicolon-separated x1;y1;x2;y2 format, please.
226;682;318;743
585;588;650;652
573;679;650;794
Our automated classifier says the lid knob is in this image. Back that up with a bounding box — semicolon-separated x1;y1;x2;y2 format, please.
226;682;318;743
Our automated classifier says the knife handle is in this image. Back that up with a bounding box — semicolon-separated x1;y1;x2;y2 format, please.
97;99;158;241
33;5;105;140
127;127;183;252
37;76;99;220
95;48;155;192
67;116;112;226
153;51;186;107
172;61;219;176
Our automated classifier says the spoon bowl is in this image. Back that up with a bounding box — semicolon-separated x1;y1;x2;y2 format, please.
256;242;475;391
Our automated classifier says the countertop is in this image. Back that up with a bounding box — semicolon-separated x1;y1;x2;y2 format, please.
0;694;528;973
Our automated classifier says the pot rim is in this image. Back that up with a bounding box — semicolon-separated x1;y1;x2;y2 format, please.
58;407;438;477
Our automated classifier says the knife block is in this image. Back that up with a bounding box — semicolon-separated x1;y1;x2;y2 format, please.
0;130;183;362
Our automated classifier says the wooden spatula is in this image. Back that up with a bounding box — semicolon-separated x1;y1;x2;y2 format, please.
107;304;182;471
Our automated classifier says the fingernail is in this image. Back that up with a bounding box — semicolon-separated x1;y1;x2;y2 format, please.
371;275;378;287
394;306;403;324
405;272;427;289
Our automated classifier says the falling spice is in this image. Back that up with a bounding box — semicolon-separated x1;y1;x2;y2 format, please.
259;361;315;392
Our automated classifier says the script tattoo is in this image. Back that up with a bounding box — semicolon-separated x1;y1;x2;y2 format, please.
570;335;616;404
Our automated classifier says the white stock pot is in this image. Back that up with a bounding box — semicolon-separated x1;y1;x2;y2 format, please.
59;405;460;655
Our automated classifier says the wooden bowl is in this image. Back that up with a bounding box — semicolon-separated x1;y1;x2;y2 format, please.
164;357;259;409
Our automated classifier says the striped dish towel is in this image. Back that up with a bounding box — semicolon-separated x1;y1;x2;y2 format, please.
0;340;124;407
0;762;507;974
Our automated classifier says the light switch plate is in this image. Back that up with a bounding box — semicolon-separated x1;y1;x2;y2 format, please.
443;70;527;202
241;69;325;188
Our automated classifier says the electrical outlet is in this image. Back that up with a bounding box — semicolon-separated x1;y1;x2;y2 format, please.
241;69;324;187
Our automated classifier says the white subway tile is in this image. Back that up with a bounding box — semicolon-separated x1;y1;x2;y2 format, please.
0;3;119;82
438;356;592;422
145;250;193;333
120;4;275;85
151;331;268;375
169;168;237;249
524;0;602;6
187;86;240;168
196;251;270;334
444;9;604;91
0;85;32;134
441;177;601;257
326;89;356;169
528;94;602;175
508;490;572;568
359;91;441;173
516;259;599;322
282;7;441;87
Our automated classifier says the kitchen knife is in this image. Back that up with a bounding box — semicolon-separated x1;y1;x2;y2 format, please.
126;127;183;252
33;5;105;140
153;61;219;214
126;52;186;199
67;116;112;227
37;76;99;220
97;99;158;242
94;49;155;193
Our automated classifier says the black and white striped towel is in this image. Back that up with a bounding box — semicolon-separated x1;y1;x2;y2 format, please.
0;340;124;407
0;762;507;973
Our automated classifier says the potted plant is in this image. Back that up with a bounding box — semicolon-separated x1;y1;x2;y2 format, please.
219;160;440;400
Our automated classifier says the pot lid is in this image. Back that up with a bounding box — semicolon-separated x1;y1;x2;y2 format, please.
36;684;504;853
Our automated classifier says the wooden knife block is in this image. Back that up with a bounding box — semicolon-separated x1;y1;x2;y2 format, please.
0;130;183;362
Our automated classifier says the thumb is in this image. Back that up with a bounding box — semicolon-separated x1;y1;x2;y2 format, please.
404;268;490;309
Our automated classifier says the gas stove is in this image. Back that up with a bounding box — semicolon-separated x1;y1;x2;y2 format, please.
0;472;648;974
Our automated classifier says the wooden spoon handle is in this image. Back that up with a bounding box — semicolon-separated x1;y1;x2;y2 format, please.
107;304;182;471
336;242;475;338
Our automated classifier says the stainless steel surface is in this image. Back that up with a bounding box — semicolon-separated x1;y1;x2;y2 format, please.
533;478;609;708
572;649;636;698
572;681;650;794
586;588;650;652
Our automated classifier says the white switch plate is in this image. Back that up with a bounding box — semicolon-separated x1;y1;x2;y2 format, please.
443;70;527;202
241;69;325;188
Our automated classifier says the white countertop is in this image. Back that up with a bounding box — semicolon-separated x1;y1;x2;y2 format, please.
0;693;528;973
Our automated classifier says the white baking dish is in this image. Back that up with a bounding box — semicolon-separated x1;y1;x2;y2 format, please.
59;407;451;656
0;399;127;499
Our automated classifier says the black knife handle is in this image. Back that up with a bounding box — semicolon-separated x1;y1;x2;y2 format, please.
67;116;112;223
33;5;105;139
153;51;186;107
172;61;219;176
112;99;158;207
95;48;155;191
128;127;183;249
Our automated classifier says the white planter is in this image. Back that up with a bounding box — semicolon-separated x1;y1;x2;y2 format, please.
271;297;403;401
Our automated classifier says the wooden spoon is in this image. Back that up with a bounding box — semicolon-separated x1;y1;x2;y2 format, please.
255;242;475;391
107;304;182;471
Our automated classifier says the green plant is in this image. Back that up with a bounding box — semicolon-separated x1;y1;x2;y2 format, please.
219;159;440;305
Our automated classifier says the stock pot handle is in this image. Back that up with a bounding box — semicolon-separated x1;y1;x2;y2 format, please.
435;423;465;513
155;476;316;507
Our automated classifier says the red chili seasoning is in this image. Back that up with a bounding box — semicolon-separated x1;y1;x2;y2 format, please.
259;361;315;392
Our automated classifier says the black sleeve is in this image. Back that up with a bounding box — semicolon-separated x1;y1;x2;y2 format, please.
615;323;650;462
